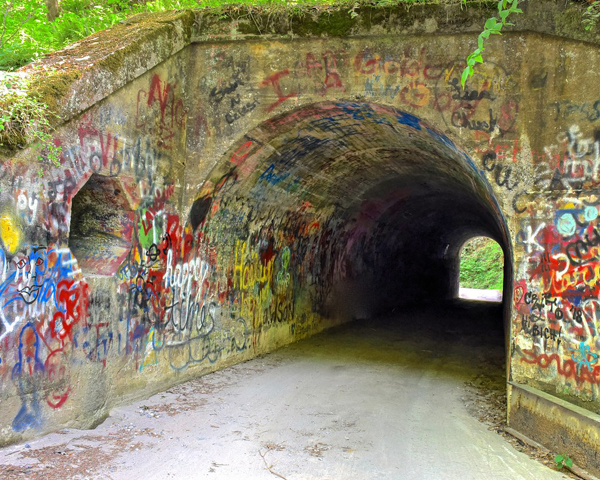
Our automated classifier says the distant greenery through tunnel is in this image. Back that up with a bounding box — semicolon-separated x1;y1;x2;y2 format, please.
459;237;504;291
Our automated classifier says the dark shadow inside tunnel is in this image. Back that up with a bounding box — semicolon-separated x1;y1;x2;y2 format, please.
199;101;513;378
330;177;510;320
312;299;506;376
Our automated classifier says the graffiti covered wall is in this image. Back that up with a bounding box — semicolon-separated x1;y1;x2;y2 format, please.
1;3;600;470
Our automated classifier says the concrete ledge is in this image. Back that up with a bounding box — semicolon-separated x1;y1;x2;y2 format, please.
11;0;600;139
508;381;600;477
20;10;196;126
505;426;600;480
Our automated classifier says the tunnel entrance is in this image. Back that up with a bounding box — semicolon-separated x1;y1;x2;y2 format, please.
195;100;512;400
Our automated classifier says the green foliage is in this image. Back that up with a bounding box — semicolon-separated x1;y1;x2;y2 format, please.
0;71;62;172
584;0;600;31
460;0;522;88
554;454;573;470
0;1;450;70
0;0;126;70
459;236;504;290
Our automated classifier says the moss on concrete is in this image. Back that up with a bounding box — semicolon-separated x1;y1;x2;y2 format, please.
29;70;82;125
0;9;195;163
234;7;359;37
195;0;596;40
293;9;357;37
554;5;595;41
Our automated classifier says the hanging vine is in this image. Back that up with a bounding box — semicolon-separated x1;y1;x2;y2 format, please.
461;0;523;88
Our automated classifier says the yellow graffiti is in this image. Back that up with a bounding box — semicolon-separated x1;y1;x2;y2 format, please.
549;262;600;294
444;65;456;82
233;240;274;291
0;215;20;254
140;327;162;371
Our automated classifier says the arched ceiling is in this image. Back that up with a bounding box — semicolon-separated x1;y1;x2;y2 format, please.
192;102;510;314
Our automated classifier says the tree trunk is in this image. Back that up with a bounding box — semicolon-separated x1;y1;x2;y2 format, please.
45;0;60;22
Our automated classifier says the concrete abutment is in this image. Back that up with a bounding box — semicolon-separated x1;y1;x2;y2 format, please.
1;1;600;474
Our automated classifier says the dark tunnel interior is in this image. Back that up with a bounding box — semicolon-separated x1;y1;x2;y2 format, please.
332;176;508;317
197;102;512;343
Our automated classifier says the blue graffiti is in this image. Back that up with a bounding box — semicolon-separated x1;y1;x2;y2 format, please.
0;247;81;341
425;126;458;152
259;164;291;186
555;206;598;238
396;111;422;130
336;102;392;125
569;341;599;375
11;323;44;432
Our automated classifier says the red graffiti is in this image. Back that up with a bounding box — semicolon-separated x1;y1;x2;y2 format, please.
498;98;519;134
141;210;155;235
230;141;253;166
260;70;296;112
305;53;322;76
303;52;345;94
78;126;119;172
49;280;89;342
399;82;430;109
165;215;181;248
322;51;345;93
139;184;175;238
475;132;521;163
147;74;172;122
153;184;175;208
136;74;186;149
520;348;600;385
354;50;378;75
45;349;70;409
353;47;451;80
513;280;528;314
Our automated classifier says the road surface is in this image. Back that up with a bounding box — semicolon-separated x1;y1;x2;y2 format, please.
0;301;566;480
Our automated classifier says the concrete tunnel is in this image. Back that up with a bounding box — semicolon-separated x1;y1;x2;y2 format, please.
192;101;512;334
7;4;600;473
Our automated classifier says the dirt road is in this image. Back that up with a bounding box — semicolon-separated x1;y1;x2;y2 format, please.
0;301;567;479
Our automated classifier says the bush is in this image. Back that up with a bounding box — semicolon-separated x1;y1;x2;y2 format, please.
459;236;504;290
0;1;453;70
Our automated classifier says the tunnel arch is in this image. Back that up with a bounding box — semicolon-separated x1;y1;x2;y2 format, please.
191;101;513;359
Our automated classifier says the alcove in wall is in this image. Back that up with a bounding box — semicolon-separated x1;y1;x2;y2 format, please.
68;174;135;276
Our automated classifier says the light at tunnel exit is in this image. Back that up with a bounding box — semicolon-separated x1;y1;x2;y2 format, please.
459;236;504;302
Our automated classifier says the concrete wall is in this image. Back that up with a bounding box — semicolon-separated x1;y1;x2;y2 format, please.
2;1;600;473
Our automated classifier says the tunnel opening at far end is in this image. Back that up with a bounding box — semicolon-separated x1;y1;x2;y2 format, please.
195;101;513;390
458;236;505;303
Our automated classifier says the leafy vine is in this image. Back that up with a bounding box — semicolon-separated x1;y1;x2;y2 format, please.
461;0;523;88
584;0;600;31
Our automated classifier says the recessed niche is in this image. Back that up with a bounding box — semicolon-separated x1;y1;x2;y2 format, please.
68;174;134;276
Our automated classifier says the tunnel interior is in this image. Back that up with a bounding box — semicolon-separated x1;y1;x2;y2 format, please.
195;102;511;346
